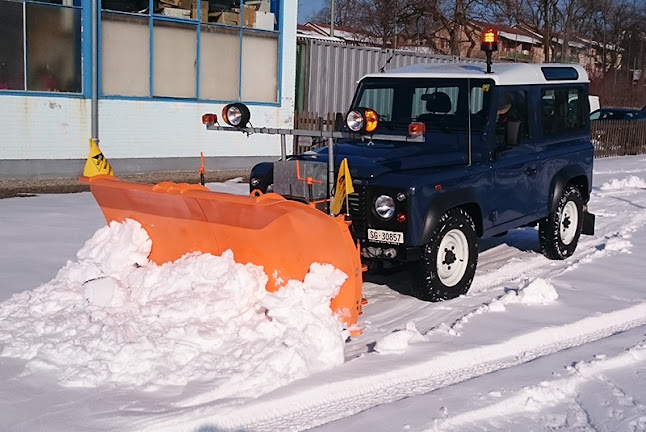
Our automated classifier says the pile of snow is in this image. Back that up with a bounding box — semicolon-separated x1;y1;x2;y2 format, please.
0;220;347;399
511;279;559;305
600;176;646;191
374;322;427;354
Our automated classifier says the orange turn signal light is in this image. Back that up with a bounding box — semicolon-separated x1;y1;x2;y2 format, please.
202;113;217;126
408;122;426;137
364;109;379;133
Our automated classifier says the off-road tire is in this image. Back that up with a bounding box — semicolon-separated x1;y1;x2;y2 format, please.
539;185;583;260
410;208;478;301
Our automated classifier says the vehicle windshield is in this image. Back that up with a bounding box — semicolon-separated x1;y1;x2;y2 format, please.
351;77;495;133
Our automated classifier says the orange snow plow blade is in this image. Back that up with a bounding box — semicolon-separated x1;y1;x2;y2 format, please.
81;175;363;329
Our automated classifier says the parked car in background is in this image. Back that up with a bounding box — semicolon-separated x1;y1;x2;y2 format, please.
590;108;646;121
588;95;600;113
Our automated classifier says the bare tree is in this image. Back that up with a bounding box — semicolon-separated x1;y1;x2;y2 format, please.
311;0;364;27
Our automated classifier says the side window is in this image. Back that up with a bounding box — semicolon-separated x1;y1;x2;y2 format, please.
358;88;394;122
542;88;585;135
412;86;459;119
495;89;529;146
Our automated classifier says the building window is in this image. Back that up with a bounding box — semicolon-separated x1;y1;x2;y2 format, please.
0;0;24;90
101;12;150;96
0;0;82;93
100;0;280;103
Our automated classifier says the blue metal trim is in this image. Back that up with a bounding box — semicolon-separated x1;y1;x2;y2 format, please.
21;0;82;9
152;14;200;24
99;94;281;107
93;0;100;99
0;90;85;99
277;0;283;106
238;3;243;101
196;5;201;99
149;0;153;97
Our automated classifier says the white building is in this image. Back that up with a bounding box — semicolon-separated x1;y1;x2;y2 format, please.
0;0;296;178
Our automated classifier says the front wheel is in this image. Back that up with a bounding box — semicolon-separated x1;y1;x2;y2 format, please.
410;208;479;301
539;185;583;260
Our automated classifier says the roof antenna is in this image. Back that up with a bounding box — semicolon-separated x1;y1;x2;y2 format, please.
379;52;395;73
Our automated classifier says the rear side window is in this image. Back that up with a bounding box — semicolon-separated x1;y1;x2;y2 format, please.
541;88;585;136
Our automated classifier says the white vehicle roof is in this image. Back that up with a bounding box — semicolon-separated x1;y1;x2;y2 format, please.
363;62;589;85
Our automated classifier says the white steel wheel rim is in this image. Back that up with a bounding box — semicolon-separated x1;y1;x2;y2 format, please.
560;201;579;245
436;229;469;287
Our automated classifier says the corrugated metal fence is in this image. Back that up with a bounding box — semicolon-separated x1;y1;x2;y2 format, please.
296;37;478;114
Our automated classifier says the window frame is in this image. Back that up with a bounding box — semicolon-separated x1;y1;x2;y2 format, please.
98;0;283;105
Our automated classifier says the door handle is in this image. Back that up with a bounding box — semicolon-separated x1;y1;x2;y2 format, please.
524;168;537;177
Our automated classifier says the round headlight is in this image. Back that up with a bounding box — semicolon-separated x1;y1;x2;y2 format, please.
375;195;395;219
226;105;243;125
222;103;251;127
346;110;365;132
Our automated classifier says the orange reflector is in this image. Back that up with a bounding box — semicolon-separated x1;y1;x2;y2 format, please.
397;213;406;223
365;109;379;133
435;184;442;191
202;113;217;126
408;122;426;137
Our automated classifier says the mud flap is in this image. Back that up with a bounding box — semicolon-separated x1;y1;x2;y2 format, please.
81;176;363;329
582;210;595;236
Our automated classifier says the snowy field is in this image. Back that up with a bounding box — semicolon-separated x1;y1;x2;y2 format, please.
1;155;646;431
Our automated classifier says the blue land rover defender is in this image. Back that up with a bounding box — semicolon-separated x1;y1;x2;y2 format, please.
249;61;595;301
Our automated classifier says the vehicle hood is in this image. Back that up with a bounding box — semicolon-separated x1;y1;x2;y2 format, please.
299;141;468;179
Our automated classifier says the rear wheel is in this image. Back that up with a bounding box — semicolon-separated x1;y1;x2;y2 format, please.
539;185;583;260
410;208;478;301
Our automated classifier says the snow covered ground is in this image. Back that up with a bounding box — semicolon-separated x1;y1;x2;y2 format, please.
1;156;646;431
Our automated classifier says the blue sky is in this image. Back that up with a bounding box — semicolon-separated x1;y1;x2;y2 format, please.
297;0;326;23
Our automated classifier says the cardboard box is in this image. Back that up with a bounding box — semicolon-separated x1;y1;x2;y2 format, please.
160;0;192;9
191;0;208;22
254;10;274;30
161;7;190;17
241;6;256;28
212;11;240;26
246;0;271;12
160;0;182;7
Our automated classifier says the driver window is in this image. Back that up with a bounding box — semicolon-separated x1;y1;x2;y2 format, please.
495;89;529;146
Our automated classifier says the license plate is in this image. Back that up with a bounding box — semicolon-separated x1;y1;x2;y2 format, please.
368;229;404;245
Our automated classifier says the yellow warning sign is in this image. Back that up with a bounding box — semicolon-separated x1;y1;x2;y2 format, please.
84;138;114;177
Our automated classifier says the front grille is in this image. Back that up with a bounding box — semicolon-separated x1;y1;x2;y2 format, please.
348;183;367;238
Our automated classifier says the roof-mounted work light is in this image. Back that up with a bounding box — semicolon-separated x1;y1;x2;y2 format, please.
480;27;498;74
222;103;251;128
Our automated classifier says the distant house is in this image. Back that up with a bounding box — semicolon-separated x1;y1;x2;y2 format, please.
299;22;381;46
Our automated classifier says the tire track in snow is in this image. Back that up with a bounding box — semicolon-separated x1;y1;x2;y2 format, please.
427;338;646;431
347;190;646;355
144;301;646;432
